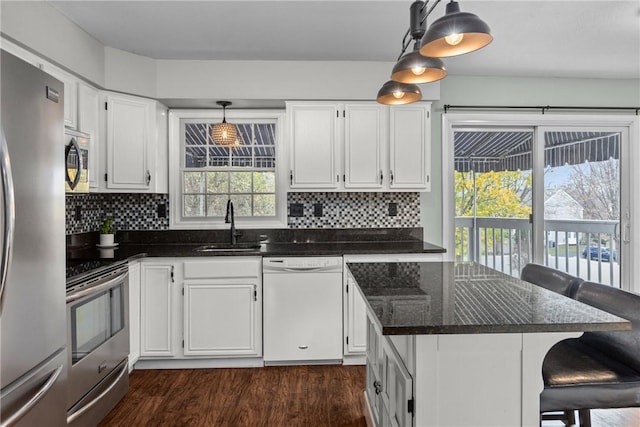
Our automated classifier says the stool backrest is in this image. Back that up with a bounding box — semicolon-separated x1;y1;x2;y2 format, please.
574;281;640;373
520;263;583;297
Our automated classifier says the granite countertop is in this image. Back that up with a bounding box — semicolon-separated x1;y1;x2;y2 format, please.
347;261;631;335
66;228;445;282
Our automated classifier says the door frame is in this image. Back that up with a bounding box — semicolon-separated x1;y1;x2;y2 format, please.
442;113;639;292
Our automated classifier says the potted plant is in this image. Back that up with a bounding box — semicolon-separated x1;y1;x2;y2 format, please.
99;217;115;246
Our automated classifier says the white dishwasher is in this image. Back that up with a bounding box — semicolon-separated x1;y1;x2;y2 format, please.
263;257;343;365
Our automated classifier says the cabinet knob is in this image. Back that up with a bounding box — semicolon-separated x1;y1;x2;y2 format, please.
373;380;382;395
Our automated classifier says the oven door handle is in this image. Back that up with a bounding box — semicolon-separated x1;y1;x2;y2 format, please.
66;271;128;304
0;364;63;427
66;361;128;425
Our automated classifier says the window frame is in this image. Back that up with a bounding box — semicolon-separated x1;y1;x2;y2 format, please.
169;109;287;229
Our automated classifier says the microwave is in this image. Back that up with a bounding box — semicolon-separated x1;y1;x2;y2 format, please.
65;129;90;193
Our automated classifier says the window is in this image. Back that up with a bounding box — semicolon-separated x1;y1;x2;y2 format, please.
169;110;286;229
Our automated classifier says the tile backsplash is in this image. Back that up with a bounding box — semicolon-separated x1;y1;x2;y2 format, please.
287;192;420;228
66;192;419;234
65;193;169;235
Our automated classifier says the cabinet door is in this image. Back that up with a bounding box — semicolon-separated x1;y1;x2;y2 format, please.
344;104;386;189
140;263;174;356
105;94;153;189
78;83;100;189
128;261;141;370
345;273;368;355
382;337;414;427
288;104;339;189
43;65;77;129
389;104;431;190
183;282;260;357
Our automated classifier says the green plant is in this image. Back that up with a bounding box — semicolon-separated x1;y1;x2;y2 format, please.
99;217;114;235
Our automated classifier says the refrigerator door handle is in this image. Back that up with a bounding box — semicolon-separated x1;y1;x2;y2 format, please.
0;129;16;312
0;364;63;427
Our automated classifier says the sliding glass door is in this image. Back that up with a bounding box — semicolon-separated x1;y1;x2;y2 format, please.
445;115;631;289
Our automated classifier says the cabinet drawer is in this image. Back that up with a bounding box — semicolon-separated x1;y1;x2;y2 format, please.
183;257;261;279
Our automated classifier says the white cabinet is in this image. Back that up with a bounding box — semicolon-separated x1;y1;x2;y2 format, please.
140;262;176;357
77;83;100;189
389;105;431;190
104;92;154;190
343;103;387;189
287;101;430;192
99;92;168;193
288;103;339;189
42;65;77;129
366;316;414;427
128;261;141;370
182;258;262;357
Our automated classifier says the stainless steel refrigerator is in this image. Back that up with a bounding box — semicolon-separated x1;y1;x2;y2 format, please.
0;50;67;426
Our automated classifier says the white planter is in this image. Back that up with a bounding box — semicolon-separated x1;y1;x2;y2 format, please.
100;234;114;246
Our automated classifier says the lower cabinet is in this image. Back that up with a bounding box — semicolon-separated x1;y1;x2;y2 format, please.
366;316;414;427
140;261;176;357
183;258;262;357
138;257;262;363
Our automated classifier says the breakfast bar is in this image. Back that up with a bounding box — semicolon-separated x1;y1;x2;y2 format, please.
347;261;631;427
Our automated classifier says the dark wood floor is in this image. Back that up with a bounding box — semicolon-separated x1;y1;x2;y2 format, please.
99;365;368;427
100;365;640;427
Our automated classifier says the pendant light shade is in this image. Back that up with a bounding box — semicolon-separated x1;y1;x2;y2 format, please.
211;101;239;147
376;80;422;105
419;0;492;58
391;43;447;84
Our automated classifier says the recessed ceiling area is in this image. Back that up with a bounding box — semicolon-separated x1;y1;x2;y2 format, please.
48;0;640;79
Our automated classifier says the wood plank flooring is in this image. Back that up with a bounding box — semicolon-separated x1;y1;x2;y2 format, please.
99;366;367;427
100;365;640;427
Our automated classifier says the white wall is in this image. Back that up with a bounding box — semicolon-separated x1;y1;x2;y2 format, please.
423;76;640;245
156;59;441;101
0;1;105;85
105;47;157;98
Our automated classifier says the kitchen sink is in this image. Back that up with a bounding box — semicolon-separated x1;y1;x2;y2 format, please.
194;243;262;252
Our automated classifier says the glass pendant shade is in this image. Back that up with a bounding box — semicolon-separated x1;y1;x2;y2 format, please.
419;0;492;58
211;101;239;147
376;80;422;105
391;46;447;84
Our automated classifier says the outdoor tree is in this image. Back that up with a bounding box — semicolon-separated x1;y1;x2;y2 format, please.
562;159;619;221
455;170;532;262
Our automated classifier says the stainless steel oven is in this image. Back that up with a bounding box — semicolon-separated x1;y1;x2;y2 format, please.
66;264;129;426
64;129;89;193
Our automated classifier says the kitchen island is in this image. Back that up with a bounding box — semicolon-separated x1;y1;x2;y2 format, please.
347;261;631;427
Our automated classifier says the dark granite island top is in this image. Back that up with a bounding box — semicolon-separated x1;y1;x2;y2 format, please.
347;261;631;335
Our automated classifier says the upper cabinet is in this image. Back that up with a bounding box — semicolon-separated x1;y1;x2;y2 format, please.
287;101;430;192
99;91;168;193
288;103;340;189
390;105;431;190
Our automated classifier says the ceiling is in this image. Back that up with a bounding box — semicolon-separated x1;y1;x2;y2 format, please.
48;0;640;79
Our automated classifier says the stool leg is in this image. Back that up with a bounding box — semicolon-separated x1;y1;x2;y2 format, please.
566;410;576;425
578;409;591;427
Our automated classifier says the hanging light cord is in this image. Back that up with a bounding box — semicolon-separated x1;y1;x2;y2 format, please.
397;0;442;61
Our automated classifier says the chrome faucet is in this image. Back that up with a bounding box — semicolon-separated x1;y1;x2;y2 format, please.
225;199;239;245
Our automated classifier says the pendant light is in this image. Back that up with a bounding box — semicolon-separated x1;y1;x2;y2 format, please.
376;80;422;105
391;1;447;84
211;101;239;147
419;0;492;58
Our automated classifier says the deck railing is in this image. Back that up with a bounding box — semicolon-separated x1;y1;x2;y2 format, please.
455;217;619;287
